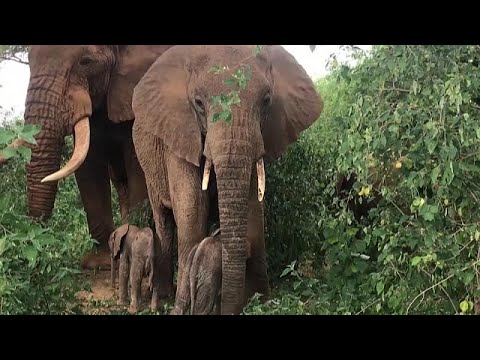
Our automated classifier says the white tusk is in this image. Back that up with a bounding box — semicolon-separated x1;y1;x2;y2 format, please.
257;158;265;202
202;158;212;191
41;117;90;183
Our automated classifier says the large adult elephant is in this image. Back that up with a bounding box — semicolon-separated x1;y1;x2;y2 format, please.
131;45;323;315
20;45;175;278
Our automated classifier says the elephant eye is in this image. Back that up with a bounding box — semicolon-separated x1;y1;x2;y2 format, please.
263;93;272;107
79;56;94;66
194;96;205;113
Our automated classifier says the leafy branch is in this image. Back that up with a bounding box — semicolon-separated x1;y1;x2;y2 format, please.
208;45;264;124
0;45;30;65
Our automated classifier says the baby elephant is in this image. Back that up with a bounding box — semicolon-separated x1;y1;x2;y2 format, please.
188;228;251;315
109;224;154;313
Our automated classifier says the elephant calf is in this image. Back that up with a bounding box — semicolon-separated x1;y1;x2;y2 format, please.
108;224;155;313
188;229;252;315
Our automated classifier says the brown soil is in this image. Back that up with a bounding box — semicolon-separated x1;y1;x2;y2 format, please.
74;269;162;315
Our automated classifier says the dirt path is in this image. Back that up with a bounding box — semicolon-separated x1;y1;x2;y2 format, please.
73;268;173;315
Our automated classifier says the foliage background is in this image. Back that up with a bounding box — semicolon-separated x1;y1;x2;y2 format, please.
1;45;480;315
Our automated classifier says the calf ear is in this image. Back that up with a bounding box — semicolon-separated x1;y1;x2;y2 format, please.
112;224;130;258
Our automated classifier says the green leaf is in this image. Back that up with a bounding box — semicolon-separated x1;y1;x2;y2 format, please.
463;271;475;285
431;166;441;184
280;267;292;278
459;300;469;313
412;80;418;95
411;256;422;266
36;233;57;246
24;246;38;266
376;281;384;295
0;237;6;256
16;146;31;163
0;146;18;160
21;124;41;138
224;78;237;88
252;45;265;56
0;131;16;146
208;65;228;74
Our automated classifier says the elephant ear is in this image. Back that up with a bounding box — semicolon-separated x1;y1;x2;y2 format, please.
107;45;174;123
132;46;203;167
112;224;130;259
262;45;324;162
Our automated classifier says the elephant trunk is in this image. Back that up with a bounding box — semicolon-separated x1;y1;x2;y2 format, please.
25;127;64;219
206;110;265;315
215;156;252;315
24;74;66;220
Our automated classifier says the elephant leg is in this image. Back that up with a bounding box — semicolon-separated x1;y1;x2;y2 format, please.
109;164;130;224
118;254;130;306
145;177;175;310
75;127;115;270
151;208;175;310
245;184;271;303
129;256;145;313
123;135;149;214
167;157;208;315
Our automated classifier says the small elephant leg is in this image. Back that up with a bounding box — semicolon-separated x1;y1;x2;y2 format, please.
128;256;145;314
245;187;271;302
111;257;117;289
118;254;130;306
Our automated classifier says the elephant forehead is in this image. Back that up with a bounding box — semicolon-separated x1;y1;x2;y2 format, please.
30;45;85;61
29;45;111;67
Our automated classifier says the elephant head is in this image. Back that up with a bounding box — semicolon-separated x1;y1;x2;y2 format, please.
132;45;323;314
22;45;174;220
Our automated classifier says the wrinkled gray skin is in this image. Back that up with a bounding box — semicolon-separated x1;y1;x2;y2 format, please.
132;45;323;315
108;224;155;313
187;229;251;315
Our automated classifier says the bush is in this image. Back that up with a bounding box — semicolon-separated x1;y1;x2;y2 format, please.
264;45;480;315
0;119;94;314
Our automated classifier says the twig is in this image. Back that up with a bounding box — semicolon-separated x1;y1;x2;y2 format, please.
355;298;381;315
439;284;457;314
406;259;480;314
0;56;28;65
471;103;480;111
420;268;457;314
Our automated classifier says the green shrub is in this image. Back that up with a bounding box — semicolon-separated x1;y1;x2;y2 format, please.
265;45;480;315
0;120;94;314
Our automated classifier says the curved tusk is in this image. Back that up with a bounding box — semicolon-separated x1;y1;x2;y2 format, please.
41;117;90;183
202;158;212;191
257;158;265;202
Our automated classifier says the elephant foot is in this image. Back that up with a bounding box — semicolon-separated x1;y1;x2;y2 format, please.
128;304;139;314
117;298;129;306
169;306;185;315
81;247;111;270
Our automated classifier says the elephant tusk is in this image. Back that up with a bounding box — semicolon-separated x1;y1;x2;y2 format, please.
202;158;212;191
41;117;90;183
257;158;265;202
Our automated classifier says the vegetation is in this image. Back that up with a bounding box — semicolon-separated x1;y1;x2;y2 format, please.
1;45;479;315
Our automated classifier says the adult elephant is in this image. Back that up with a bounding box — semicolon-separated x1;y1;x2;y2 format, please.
131;45;323;315
20;45;175;279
